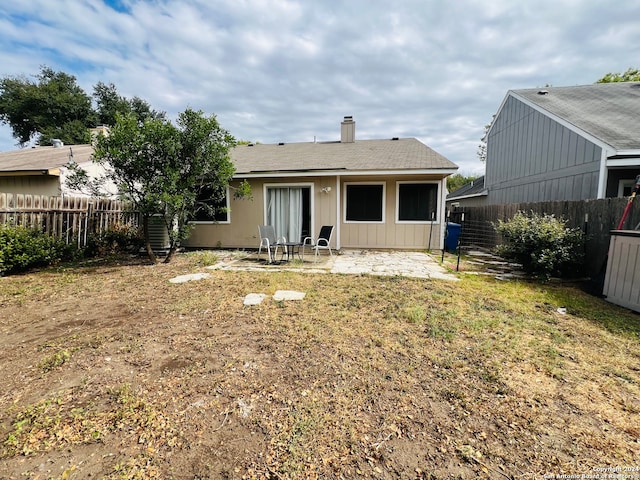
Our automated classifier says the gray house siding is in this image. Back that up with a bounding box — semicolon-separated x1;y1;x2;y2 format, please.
486;96;601;204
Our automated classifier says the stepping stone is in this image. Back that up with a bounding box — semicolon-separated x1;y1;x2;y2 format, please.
273;290;306;301
169;273;211;284
243;293;267;306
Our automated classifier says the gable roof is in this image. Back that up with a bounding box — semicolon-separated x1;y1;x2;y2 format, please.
231;137;457;177
0;137;458;178
0;145;93;175
446;175;486;200
509;82;640;152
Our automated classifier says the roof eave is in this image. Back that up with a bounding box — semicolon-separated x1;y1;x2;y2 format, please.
0;168;60;177
612;149;640;157
446;190;488;201
235;168;458;179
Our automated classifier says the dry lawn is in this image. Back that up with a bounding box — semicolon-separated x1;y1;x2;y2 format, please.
0;251;638;479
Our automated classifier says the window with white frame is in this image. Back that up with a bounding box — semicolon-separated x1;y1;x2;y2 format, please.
191;185;230;223
618;179;636;198
396;182;438;222
345;183;385;222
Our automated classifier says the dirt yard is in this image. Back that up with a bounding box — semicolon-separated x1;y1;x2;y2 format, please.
0;252;639;479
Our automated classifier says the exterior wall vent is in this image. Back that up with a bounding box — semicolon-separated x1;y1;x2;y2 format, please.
391;137;399;141
538;90;549;95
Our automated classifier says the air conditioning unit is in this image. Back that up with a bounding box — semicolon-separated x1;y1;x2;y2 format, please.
148;215;171;252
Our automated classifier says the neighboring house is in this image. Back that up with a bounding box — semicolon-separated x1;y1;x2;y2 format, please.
0;143;98;197
446;175;487;208
481;82;640;205
184;117;458;251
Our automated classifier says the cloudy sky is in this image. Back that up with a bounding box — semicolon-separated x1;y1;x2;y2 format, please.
1;1;639;175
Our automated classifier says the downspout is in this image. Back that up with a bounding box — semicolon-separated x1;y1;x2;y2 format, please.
597;149;608;199
335;175;341;250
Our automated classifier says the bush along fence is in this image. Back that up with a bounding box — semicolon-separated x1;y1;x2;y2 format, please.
0;192;139;249
449;197;640;278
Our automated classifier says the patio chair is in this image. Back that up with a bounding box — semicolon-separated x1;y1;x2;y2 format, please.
302;225;334;262
258;225;286;263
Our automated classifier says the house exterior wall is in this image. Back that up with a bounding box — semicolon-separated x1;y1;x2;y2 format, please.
184;177;339;249
606;168;640;197
184;174;446;250
339;174;443;249
0;175;61;196
486;96;602;204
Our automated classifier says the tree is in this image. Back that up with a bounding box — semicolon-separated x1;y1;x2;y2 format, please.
447;173;479;193
93;82;165;126
0;67;163;148
476;116;495;164
596;67;640;83
0;66;94;145
70;109;246;263
93;82;132;127
477;137;487;164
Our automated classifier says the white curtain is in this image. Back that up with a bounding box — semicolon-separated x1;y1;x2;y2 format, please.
267;187;303;242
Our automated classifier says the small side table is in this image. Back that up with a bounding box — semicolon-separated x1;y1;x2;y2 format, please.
280;242;302;262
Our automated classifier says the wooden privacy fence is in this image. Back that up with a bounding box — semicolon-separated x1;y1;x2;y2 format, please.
0;192;139;248
452;197;639;277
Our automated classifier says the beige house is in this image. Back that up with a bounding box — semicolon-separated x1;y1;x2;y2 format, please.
184;117;458;251
0;143;101;197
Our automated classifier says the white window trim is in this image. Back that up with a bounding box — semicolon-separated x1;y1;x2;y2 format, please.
343;181;386;224
395;181;441;224
618;179;636;198
190;186;231;224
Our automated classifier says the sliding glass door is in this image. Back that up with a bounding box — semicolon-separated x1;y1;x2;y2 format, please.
266;185;311;243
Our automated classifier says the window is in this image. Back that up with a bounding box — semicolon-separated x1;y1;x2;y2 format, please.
192;186;229;223
396;182;438;222
619;179;636;198
345;183;385;222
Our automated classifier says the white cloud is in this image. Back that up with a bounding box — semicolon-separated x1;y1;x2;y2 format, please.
0;0;639;174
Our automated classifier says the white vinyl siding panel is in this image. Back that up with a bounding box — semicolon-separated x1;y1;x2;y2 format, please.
603;232;640;313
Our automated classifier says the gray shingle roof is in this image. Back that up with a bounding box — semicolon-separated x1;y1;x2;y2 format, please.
0;138;458;176
231;138;457;174
0;145;93;172
512;82;640;151
446;175;486;200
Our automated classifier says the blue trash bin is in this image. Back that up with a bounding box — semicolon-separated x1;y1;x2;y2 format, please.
445;223;461;252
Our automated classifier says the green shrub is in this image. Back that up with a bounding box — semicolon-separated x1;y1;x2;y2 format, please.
494;211;585;279
0;225;79;275
86;224;144;257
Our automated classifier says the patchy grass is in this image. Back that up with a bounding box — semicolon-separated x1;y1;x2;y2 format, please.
0;254;638;478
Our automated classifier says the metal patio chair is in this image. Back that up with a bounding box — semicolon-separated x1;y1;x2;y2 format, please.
258;225;286;263
301;225;334;262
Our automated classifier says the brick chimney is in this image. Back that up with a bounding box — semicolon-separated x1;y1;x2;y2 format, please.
341;116;355;143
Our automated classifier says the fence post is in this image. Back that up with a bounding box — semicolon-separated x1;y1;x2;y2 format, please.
456;212;464;271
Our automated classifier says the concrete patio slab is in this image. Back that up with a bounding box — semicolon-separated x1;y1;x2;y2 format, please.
205;249;458;281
